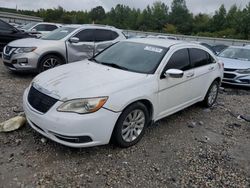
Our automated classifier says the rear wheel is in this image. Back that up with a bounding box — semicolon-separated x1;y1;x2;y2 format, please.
112;102;149;148
203;80;219;107
38;55;64;72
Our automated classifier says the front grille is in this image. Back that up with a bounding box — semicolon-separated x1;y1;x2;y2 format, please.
224;73;236;79
224;68;237;72
28;86;58;113
3;46;16;60
5;46;12;54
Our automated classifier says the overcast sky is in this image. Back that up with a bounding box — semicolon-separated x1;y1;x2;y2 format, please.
0;0;249;14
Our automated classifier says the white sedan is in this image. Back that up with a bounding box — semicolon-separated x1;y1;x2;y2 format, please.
23;38;223;148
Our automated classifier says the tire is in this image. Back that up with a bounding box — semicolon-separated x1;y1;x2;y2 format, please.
203;80;219;107
112;102;149;148
38;54;64;73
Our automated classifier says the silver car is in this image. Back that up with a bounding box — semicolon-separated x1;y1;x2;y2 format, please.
2;24;126;72
218;46;250;87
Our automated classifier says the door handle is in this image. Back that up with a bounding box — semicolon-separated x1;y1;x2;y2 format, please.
208;66;215;71
186;73;194;78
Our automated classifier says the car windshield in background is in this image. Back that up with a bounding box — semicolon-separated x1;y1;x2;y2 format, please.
218;47;250;61
94;42;167;74
41;27;76;40
22;22;37;30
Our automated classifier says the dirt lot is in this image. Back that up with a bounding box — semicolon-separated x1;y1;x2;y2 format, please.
0;59;250;187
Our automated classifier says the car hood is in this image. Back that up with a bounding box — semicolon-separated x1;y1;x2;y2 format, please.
32;60;148;101
7;38;61;47
218;57;250;69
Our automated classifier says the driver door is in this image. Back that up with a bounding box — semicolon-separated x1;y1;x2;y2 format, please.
66;29;95;63
157;48;195;119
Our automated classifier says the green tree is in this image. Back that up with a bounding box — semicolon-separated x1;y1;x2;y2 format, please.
151;1;169;31
239;3;250;39
212;4;227;32
193;13;211;34
89;6;105;23
169;0;193;34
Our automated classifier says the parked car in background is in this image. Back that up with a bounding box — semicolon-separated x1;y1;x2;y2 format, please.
212;44;228;54
147;35;178;40
3;24;126;72
218;46;250;87
21;22;61;37
23;38;223;148
192;41;216;54
0;19;34;54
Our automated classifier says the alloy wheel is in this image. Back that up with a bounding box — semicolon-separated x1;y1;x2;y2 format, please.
121;109;145;142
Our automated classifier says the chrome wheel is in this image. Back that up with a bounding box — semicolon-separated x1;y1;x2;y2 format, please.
42;57;60;71
121;109;145;142
208;84;218;105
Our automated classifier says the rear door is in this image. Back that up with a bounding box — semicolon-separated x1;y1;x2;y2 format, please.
158;48;195;118
189;48;217;97
94;29;119;55
66;29;95;62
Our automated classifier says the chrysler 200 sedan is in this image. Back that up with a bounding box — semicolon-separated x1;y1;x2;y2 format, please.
23;38;223;148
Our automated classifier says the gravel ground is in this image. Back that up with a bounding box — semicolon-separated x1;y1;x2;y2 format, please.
0;60;250;187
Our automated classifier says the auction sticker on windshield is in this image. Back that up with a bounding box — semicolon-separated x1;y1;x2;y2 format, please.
144;46;163;53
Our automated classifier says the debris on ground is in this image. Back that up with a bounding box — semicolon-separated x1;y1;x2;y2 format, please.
0;116;26;132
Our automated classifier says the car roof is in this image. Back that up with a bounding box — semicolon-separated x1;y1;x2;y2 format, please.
36;22;62;26
228;45;250;50
62;24;120;31
126;38;186;48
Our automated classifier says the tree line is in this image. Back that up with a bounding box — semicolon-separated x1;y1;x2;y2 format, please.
1;0;250;39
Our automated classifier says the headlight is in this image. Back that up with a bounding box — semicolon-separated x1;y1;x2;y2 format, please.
57;97;108;114
236;68;250;74
15;47;37;54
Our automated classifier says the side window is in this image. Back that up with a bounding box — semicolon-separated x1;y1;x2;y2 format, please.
74;29;94;42
45;24;58;31
33;24;45;31
95;29;119;42
0;20;14;33
189;48;210;68
164;49;191;72
208;54;216;64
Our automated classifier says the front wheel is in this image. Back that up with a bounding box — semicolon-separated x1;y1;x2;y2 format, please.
112;102;149;148
38;55;64;73
203;80;219;107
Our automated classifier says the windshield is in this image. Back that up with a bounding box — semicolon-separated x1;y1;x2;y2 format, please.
218;47;250;61
94;41;168;74
41;27;77;40
22;22;37;30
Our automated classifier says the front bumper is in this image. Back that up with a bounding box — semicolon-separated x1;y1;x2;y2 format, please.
223;69;250;87
23;89;121;148
3;51;39;72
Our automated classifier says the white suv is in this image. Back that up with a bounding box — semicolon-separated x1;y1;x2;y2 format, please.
21;22;61;37
23;38;223;148
3;24;126;72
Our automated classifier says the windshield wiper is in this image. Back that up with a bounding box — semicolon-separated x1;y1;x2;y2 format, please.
100;62;128;70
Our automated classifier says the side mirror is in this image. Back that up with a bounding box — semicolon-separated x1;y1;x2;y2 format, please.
69;37;80;43
164;69;184;78
31;28;37;32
